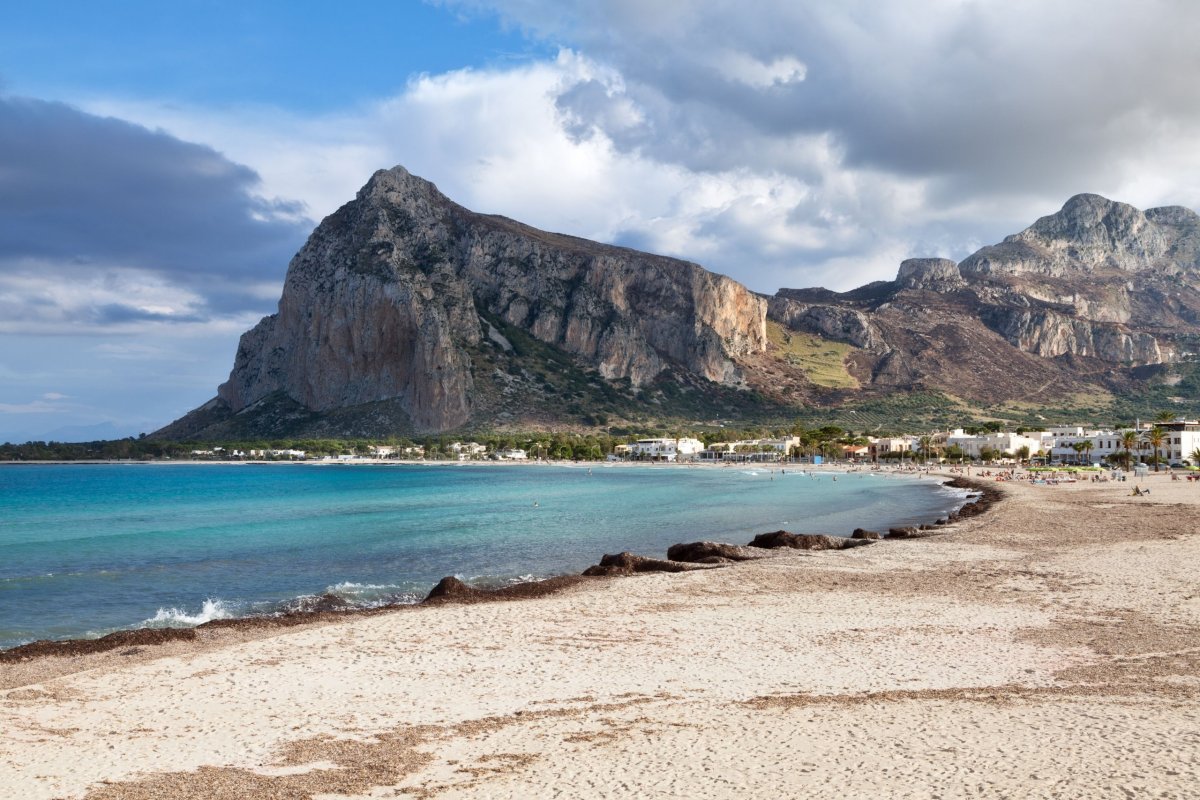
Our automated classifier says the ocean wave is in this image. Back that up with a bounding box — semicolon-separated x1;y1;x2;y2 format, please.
325;581;397;596
142;598;235;628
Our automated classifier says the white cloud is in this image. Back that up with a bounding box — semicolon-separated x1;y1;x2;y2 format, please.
717;52;806;88
76;50;946;293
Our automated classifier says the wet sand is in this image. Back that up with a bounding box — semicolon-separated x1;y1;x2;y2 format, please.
3;472;1199;798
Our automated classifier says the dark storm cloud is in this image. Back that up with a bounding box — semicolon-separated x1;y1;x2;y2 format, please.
0;95;311;321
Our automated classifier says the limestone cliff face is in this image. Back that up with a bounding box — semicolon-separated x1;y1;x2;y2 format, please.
216;167;767;432
978;307;1168;362
767;294;885;351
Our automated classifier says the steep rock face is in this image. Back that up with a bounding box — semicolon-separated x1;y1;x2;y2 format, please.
978;307;1168;362
896;258;965;292
767;294;885;351
215;167;767;432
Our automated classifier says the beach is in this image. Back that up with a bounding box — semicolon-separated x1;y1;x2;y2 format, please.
3;472;1199;798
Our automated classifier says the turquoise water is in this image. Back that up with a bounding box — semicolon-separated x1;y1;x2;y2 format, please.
0;463;966;649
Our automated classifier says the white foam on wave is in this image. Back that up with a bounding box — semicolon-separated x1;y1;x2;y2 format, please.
142;598;234;628
325;581;396;596
318;581;423;608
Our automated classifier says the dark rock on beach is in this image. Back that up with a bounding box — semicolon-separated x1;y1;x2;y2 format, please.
851;528;882;540
666;541;769;563
887;526;921;539
582;552;706;576
748;530;873;550
423;574;590;605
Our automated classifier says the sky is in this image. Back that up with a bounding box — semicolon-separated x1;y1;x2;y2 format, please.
3;0;1200;442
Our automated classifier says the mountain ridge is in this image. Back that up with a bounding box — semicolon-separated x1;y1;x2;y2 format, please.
156;172;1200;440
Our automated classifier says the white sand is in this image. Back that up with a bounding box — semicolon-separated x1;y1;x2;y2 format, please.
3;472;1199;798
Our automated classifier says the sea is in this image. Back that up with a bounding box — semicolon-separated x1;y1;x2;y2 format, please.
0;463;968;649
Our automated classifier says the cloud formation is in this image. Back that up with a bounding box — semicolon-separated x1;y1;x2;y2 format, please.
430;0;1200;283
7;2;1200;437
0;96;311;331
462;1;1200;194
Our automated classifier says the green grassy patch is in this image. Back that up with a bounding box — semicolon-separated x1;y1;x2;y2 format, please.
766;321;859;389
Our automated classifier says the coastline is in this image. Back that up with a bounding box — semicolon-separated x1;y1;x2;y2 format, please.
0;471;981;665
6;472;1198;797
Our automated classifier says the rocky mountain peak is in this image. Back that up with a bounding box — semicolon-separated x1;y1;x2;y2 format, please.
895;258;964;292
196;165;768;435
959;192;1200;278
1017;193;1156;256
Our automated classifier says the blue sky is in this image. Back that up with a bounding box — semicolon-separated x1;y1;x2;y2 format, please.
3;1;1199;442
0;1;549;111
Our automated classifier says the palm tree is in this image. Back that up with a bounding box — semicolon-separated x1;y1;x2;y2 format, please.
1070;441;1086;465
1147;426;1167;472
1190;447;1200;467
1080;439;1094;466
1120;430;1139;471
918;435;933;463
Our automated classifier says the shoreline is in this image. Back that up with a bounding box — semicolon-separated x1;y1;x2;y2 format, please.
0;473;989;664
4;471;1199;797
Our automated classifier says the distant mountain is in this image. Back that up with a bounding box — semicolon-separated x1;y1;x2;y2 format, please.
768;194;1200;409
157;172;1200;440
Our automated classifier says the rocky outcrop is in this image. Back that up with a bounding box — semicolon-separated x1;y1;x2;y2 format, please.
666;541;771;563
961;194;1200;279
979;306;1167;362
205;166;768;434
767;297;886;352
423;575;589;604
896;258;965;292
581;552;709;576
886;527;922;539
763;193;1200;405
850;528;881;540
747;530;873;550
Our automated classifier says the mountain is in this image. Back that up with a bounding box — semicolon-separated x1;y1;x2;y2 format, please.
158;175;1200;440
767;194;1200;412
158;167;768;439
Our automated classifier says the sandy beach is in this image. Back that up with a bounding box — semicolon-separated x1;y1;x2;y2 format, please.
3;471;1199;798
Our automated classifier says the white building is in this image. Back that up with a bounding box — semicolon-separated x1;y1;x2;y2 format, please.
625;438;704;462
448;442;488;460
249;448;307;460
496;448;528;460
697;437;800;462
1140;420;1200;465
1049;430;1126;465
868;436;917;460
945;430;1048;460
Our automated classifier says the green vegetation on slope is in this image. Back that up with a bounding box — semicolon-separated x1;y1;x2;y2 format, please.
766;320;859;389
